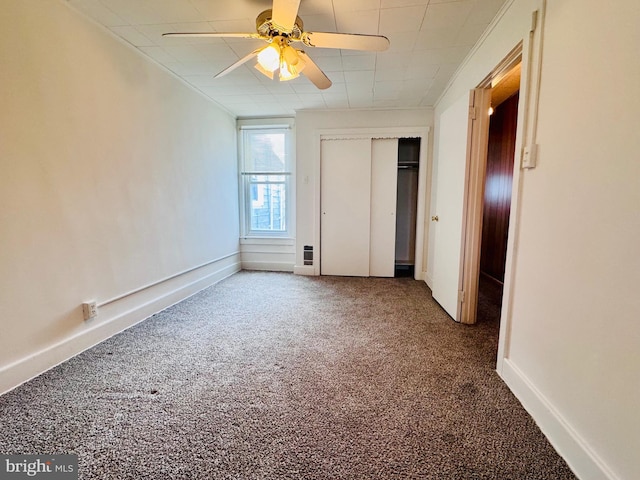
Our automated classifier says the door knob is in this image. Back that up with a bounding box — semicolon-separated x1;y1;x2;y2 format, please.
431;215;439;222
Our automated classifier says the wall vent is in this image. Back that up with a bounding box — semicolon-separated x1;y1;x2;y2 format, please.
303;245;313;265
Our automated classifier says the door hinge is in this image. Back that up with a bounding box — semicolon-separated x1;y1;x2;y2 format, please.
468;106;476;120
458;290;465;303
530;9;538;33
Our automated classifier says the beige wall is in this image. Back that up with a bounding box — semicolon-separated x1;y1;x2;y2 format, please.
432;0;640;478
0;0;240;393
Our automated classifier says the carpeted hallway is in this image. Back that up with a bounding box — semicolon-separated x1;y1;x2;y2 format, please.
0;271;576;479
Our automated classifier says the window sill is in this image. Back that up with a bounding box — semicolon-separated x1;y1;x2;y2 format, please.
240;237;295;246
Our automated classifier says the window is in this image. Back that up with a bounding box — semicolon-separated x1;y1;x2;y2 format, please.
239;125;292;237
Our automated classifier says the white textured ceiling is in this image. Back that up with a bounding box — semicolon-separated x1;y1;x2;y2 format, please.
68;0;508;117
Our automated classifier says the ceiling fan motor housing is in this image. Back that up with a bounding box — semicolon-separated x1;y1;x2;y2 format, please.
256;9;303;40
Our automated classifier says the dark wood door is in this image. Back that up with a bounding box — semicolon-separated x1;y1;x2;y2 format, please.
480;92;519;283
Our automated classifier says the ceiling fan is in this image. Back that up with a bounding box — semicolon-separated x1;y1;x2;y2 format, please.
162;0;390;90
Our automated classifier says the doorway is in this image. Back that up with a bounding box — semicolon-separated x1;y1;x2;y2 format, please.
478;68;520;325
458;52;522;325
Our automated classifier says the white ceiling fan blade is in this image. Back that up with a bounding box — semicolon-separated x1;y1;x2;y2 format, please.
272;0;302;33
302;32;390;51
162;32;262;39
215;48;262;78
298;51;332;90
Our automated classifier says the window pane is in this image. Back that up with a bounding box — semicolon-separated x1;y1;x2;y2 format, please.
244;131;286;172
248;174;286;182
240;125;291;237
249;182;287;232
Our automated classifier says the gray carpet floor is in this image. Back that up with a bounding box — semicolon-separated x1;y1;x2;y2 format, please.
0;271;576;479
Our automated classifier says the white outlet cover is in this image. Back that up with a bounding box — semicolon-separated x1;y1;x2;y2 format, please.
522;144;538;169
82;301;98;320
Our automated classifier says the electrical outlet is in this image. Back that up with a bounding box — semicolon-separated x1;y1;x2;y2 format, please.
82;301;98;320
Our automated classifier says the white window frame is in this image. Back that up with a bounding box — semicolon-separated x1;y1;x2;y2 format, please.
238;118;294;239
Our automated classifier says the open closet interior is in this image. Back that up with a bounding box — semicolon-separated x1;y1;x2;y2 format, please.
395;138;420;277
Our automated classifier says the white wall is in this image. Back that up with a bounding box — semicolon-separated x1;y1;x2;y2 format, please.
295;108;433;274
0;0;240;394
431;0;640;478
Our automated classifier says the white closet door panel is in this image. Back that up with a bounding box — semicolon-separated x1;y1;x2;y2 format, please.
320;138;372;276
370;138;398;277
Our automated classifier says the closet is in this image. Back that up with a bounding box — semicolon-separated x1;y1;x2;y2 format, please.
320;136;420;277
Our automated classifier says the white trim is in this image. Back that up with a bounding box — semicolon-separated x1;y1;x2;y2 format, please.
500;359;620;480
239;236;295;271
299;106;432;114
413;129;431;282
0;254;241;396
293;265;315;276
237;117;295;128
239;125;292;130
98;251;239;307
318;127;427;141
241;261;294;272
240;237;295;246
312;131;322;276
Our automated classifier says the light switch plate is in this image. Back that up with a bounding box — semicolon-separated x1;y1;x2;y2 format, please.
522;144;538;169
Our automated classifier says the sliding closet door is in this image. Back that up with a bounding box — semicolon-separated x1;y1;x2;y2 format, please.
320;138;372;276
370;138;398;277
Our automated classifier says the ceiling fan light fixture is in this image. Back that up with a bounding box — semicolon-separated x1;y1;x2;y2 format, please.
279;60;299;81
255;62;275;79
282;45;300;66
257;43;281;72
280;47;306;81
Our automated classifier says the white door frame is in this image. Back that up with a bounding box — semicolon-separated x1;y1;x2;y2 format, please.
457;87;493;324
313;126;431;280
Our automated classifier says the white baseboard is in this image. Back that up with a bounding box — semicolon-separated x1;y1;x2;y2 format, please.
500;359;619;480
424;273;433;288
293;265;316;276
241;261;294;272
0;255;241;396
